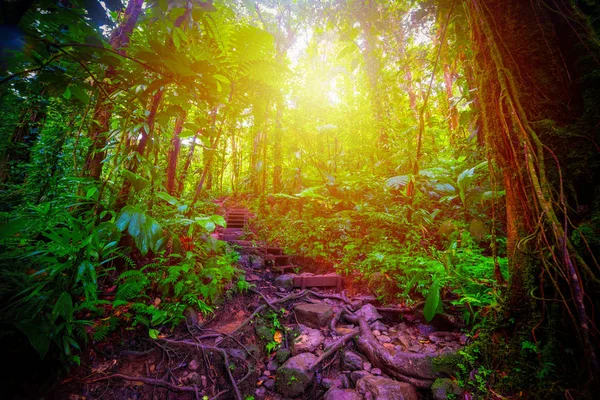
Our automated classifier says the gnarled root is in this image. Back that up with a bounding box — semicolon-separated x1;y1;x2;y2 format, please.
344;314;435;388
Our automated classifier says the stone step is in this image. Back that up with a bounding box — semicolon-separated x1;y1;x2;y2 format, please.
265;254;290;266
223;228;244;234
263;247;283;256
221;234;245;241
293;274;343;292
274;265;299;273
227;222;245;229
228;240;256;247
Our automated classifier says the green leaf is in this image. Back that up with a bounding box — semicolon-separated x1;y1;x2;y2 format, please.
423;281;441;322
16;321;53;359
62;87;71;99
0;217;29;239
149;329;160;339
213;74;231;84
122;170;150;191
210;214;227;228
115;206;134;231
156;191;179;205
179;130;195;139
52;292;73;323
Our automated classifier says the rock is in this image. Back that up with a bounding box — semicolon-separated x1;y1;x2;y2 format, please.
350;370;372;383
408;345;422;352
363;362;372;372
294;303;334;328
264;379;276;390
255;325;273;342
350;300;363;311
321;378;342;389
432;378;463;400
370;321;387;332
292;325;324;355
226;348;247;360
372;330;381;336
238;254;250;268
267;359;279;372
276;348;291;364
255;387;266;399
371;368;382;376
274;274;294;291
182;372;200;385
188;358;200;371
250;254;264;269
275;353;318;397
355;304;382;323
201;375;207;387
356;375;418;400
340;373;351;388
184;306;198;326
377;335;391;343
343;351;364;371
323;388;364;400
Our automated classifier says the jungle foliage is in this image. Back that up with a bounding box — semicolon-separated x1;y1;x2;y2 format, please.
1;0;599;398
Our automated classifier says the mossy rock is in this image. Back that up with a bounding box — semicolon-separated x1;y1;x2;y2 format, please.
255;325;273;342
276;348;291;364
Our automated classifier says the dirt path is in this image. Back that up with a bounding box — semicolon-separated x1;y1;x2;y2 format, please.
51;206;466;400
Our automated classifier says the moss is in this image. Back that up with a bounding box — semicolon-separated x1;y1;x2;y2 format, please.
276;348;291;364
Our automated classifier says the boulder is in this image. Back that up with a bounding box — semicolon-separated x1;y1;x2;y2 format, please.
431;378;463;400
292;325;324;355
350;370;372;384
275;353;318;397
343;351;364;371
274;274;294;292
356;375;418;400
294;303;334;328
323;388;364;400
355;304;382;323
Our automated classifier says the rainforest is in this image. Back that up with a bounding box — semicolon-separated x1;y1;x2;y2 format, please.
1;0;599;399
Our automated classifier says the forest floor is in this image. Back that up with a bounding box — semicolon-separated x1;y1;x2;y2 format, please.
48;204;468;400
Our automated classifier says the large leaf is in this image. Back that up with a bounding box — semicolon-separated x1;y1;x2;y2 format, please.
16;320;54;359
423;281;441;322
386;175;410;189
122;170;150;191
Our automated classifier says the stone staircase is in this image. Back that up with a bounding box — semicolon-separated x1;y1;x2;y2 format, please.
218;207;343;291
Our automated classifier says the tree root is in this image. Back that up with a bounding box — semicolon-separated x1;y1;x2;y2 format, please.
159;339;243;400
87;373;200;394
343;314;435;388
310;328;359;372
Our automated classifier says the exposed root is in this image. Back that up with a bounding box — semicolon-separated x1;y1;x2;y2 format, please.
159;339;243;400
310;328;359;372
343;314;435;388
86;373;201;394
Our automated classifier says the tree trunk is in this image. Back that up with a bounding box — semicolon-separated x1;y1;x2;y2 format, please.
114;88;162;210
86;0;144;181
166;113;185;196
177;133;196;196
467;0;598;376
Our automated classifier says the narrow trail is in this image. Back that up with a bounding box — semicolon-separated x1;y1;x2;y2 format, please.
54;205;467;400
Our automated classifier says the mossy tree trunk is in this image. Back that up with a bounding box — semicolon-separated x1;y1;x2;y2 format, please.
466;0;599;379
